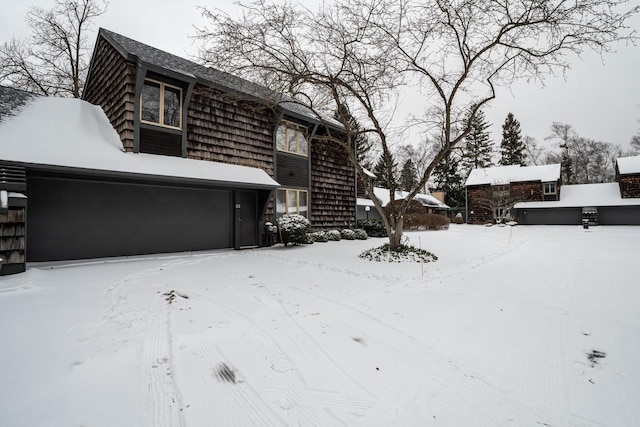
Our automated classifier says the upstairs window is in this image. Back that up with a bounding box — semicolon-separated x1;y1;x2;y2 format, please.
276;122;308;156
543;182;556;195
141;79;182;129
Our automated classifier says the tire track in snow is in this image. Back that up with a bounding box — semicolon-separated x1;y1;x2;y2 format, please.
180;291;356;426
142;298;183;427
197;343;286;427
259;278;539;424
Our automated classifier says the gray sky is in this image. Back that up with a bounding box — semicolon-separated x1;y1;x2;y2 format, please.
2;0;639;154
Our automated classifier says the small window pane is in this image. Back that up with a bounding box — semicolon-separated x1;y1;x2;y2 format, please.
287;129;298;153
141;81;160;123
276;189;286;215
287;189;298;213
163;86;181;127
298;131;308;155
276;126;286;151
298;191;308;217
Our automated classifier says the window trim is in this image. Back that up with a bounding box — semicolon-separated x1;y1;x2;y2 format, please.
276;121;309;157
276;188;309;217
543;182;557;195
140;78;183;130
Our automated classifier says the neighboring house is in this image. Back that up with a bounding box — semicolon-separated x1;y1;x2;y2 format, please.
514;182;640;225
465;164;561;224
356;187;449;221
513;155;640;225
0;28;356;275
616;155;640;199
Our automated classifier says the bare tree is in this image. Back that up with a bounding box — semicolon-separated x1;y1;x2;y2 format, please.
523;136;545;166
0;0;107;98
194;0;637;248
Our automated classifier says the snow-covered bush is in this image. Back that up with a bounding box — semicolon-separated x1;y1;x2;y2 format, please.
354;229;368;240
341;229;356;240
327;229;341;241
303;233;315;244
356;219;387;237
312;231;329;242
276;214;311;246
454;213;464;224
359;244;438;263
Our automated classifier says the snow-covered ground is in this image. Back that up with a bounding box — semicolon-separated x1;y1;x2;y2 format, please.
1;225;638;426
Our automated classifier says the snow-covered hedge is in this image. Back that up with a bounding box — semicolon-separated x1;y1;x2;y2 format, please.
354;229;368;240
341;229;356;240
277;214;311;246
327;230;341;241
312;231;329;242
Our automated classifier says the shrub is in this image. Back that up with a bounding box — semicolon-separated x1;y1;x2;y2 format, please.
341;229;356;240
312;230;329;242
356;219;387;237
354;229;368;240
303;233;315;244
454;213;464;224
327;229;342;241
359;243;438;263
276;214;311;246
402;213;450;230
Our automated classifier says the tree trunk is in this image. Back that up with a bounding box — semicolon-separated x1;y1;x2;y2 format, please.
387;216;404;249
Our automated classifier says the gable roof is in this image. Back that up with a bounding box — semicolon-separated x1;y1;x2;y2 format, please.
515;182;640;208
0;95;279;189
89;28;341;128
617;155;640;175
465;164;561;186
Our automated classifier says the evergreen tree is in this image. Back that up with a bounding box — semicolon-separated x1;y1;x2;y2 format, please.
461;109;493;174
399;159;418;191
334;107;373;168
372;152;397;188
499;112;527;166
432;150;465;207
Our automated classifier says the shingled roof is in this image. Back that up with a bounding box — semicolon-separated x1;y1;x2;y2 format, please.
0;86;40;124
90;29;340;128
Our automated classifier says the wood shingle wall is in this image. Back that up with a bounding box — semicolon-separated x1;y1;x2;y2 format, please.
311;138;356;229
0;208;25;274
619;174;640;198
83;37;136;151
187;87;275;175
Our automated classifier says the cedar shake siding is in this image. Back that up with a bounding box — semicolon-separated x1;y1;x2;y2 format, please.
311;137;356;229
83;36;136;152
187;86;275;174
466;185;494;224
619;174;640;198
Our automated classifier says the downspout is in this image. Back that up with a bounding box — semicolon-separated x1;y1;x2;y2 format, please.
309;123;319;225
133;63;146;153
181;82;195;158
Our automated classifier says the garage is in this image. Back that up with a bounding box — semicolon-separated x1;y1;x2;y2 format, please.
26;174;239;261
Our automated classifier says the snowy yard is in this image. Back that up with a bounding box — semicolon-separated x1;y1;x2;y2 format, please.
1;225;639;426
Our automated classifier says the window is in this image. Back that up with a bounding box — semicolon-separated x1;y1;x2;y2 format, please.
276;188;308;217
276;122;308;156
141;79;182;129
543;182;556;195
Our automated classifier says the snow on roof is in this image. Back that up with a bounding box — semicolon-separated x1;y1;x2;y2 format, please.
617;155;640;175
515;182;640;209
362;167;376;179
0;97;279;189
465;164;561;186
368;187;449;209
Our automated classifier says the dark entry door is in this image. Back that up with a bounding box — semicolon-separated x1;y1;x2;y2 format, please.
236;191;258;248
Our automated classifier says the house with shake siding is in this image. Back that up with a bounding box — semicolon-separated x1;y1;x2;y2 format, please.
0;29;356;275
464;158;640;225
